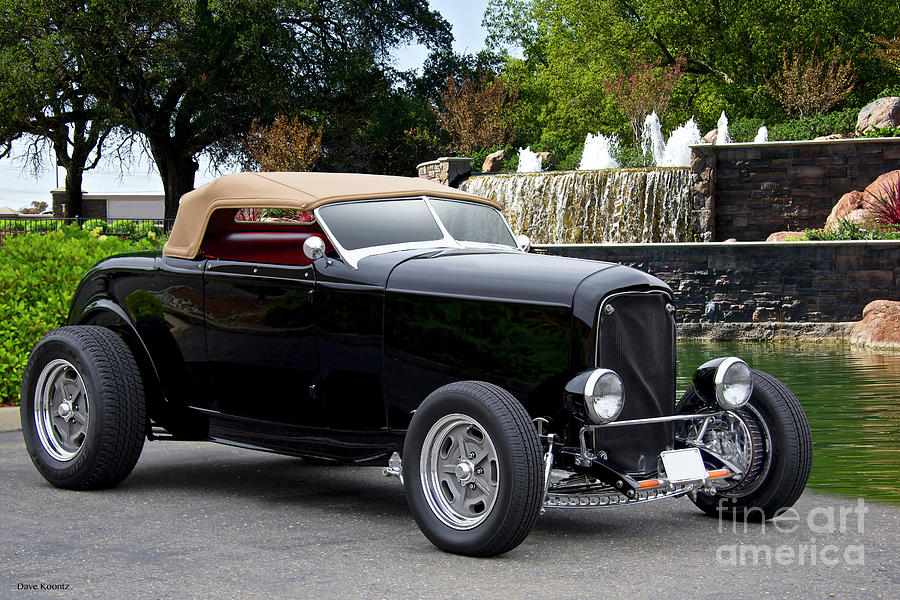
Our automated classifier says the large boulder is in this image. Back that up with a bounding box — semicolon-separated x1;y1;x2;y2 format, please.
848;300;900;348
481;150;509;173
703;128;718;144
825;169;900;229
766;231;802;242
856;96;900;134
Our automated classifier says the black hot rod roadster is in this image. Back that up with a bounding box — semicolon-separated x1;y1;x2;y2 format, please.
21;172;811;556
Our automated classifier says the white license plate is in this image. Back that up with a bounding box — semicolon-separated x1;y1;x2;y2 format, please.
660;448;707;483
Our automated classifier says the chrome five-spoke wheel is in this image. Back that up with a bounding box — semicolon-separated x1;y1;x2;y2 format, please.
403;381;543;556
421;414;500;530
34;359;90;461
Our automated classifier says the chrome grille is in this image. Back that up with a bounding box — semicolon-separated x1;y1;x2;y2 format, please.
593;291;676;475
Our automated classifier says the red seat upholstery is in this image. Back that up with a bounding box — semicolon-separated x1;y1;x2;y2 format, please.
201;231;332;266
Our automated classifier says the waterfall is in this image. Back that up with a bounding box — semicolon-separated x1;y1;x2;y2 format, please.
517;147;543;172
754;126;769;143
460;168;693;244
579;133;620;170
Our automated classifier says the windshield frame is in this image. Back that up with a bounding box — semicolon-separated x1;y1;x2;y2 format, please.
314;196;520;269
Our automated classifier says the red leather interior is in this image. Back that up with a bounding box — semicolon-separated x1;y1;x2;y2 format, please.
201;231;332;266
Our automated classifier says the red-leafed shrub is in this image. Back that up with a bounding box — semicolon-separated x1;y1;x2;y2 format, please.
866;179;900;227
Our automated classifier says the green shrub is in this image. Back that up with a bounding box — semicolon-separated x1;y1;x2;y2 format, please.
768;108;858;141
862;126;900;138
729;117;767;142
108;219;138;236
800;219;900;241
25;219;63;233
0;226;166;403
81;218;108;233
1;219;27;232
136;221;165;238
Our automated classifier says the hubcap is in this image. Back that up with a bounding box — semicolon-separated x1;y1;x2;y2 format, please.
420;414;500;530
34;359;90;462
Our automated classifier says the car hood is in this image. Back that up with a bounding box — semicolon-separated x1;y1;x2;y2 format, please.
385;249;656;307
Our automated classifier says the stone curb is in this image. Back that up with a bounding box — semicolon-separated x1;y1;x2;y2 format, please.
0;406;21;432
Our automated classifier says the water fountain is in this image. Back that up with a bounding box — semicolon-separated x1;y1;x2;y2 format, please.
458;114;708;245
579;133;620;170
641;112;702;167
716;111;732;144
517;147;543;172
754;126;769;143
641;113;667;166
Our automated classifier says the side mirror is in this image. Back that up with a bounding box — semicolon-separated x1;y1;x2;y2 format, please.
516;234;531;252
303;236;327;261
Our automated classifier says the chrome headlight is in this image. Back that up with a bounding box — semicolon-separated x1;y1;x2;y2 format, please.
714;357;753;409
564;368;625;424
693;356;753;410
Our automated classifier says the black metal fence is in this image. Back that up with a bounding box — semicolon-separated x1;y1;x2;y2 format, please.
0;216;175;247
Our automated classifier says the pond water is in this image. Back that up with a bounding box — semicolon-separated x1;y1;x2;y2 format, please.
677;341;900;505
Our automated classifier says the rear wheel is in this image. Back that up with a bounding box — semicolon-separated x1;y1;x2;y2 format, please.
679;369;812;520
403;381;543;556
21;326;146;490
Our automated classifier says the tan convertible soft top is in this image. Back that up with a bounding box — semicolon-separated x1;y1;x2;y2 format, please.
163;172;500;259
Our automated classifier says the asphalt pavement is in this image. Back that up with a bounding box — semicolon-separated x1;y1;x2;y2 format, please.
2;430;898;600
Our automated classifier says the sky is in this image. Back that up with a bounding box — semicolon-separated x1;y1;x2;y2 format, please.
0;0;491;212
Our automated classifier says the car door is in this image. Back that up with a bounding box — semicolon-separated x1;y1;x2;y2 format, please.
203;259;326;426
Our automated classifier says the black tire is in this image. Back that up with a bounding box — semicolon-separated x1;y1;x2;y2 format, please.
20;326;146;490
402;381;543;556
683;369;812;520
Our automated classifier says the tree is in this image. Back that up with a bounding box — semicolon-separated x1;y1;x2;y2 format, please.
87;0;451;219
485;0;900;140
875;35;900;74
434;73;518;155
244;116;323;172
601;53;684;144
0;1;116;218
767;49;856;118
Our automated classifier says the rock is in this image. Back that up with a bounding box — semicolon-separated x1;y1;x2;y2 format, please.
537;152;559;169
825;190;867;230
704;129;718;144
766;231;801;242
825;169;900;229
813;134;843;141
481;150;508;173
848;300;900;348
856;96;900;134
866;170;900;203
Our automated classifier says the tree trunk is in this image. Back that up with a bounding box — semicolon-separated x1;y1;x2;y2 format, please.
63;168;85;220
151;144;199;221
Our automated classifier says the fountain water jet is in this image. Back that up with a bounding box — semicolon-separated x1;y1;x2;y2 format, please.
579;133;620;170
641;113;666;166
517;147;543;172
754;126;768;143
639;113;702;167
716;111;732;144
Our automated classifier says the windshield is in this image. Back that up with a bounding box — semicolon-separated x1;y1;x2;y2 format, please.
316;197;518;267
315;199;443;251
428;199;517;247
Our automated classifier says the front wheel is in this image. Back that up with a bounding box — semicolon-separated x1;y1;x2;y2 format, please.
402;381;543;556
678;369;812;520
20;326;146;490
